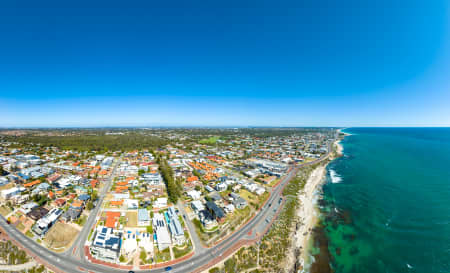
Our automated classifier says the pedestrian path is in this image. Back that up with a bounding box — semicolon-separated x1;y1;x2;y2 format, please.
0;260;37;271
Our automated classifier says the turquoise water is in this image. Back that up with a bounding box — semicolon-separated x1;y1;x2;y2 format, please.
318;128;450;273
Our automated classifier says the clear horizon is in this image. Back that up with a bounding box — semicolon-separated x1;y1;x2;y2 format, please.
2;0;450;127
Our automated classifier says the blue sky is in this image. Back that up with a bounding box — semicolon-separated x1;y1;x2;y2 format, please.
1;0;450;127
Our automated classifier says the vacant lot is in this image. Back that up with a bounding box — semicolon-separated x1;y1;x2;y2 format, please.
0;206;11;216
0;183;14;191
239;189;256;203
125;211;138;227
43;222;79;252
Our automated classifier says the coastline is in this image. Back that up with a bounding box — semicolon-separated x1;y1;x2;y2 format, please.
286;133;346;272
293;165;327;271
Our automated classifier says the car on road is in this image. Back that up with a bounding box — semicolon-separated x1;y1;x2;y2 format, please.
165;266;172;271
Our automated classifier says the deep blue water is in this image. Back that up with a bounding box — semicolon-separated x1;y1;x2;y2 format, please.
319;128;450;273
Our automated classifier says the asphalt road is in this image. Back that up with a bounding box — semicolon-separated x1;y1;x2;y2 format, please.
0;137;336;273
65;157;122;260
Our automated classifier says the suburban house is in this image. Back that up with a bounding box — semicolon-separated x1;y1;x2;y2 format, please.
27;206;49;221
137;209;150;226
105;211;121;229
230;193;248;209
191;200;205;214
166;207;185;245
32;208;63;236
90;225;122;263
206;201;225;222
199;210;216;229
186;190;201;200
62;206;82;222
215;183;227;192
154;197;167;208
1;186;25;200
122;231;138;257
153;213;171;250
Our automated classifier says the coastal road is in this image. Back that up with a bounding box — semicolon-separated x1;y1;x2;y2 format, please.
0;135;336;273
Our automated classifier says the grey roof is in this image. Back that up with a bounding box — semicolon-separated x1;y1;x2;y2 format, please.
138;209;150;221
206;201;225;219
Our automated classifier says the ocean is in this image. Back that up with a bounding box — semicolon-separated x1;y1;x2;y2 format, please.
313;128;450;273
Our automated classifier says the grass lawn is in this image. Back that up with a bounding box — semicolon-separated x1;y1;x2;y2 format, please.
43;222;79;252
172;241;193;259
88;229;94;241
268;178;281;187
154;247;171;263
16;222;26;231
304;157;316;163
199;136;219;145
239;189;256;203
25;230;34;238
257;192;270;205
0;206;11;217
125;211;138;227
76;215;87;226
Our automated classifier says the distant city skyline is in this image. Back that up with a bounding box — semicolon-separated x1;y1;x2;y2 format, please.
2;0;450;127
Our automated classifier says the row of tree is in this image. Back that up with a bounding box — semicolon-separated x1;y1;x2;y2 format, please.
157;155;183;203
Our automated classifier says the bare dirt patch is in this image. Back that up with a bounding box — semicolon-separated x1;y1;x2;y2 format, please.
43;222;79;252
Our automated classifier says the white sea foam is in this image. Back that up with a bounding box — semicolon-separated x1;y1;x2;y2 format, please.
329;169;342;183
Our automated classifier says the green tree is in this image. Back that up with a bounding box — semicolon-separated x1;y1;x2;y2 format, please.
146;225;153;233
140;250;147;262
159;158;181;203
91;190;99;201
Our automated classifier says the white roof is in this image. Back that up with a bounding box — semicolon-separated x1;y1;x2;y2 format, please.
187;190;201;199
122;232;138;253
191;200;205;211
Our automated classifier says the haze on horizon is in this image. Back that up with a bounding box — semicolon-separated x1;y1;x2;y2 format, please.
1;0;450;127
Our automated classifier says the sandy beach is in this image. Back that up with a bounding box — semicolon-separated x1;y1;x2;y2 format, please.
284;164;327;272
285;134;347;272
334;128;349;157
335;139;344;156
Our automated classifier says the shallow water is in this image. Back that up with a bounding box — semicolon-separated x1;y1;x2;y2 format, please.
314;128;450;273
